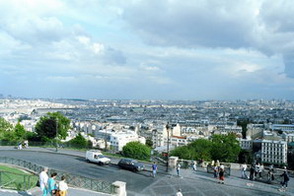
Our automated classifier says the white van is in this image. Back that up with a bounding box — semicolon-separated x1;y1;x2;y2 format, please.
85;150;111;165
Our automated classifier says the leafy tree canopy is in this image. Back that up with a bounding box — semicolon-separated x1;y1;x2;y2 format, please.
35;112;70;141
170;134;241;162
122;141;151;161
68;133;91;148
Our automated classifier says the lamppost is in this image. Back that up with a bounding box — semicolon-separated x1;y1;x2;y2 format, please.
166;123;171;172
55;118;58;152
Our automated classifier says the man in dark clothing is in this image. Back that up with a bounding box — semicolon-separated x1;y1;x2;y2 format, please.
279;168;290;192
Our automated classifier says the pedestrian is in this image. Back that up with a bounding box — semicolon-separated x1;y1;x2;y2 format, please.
249;165;255;181
176;188;183;196
279;167;290;192
192;161;197;171
18;142;22;150
254;163;260;179
240;163;248;179
219;167;225;184
216;160;220;167
152;162;158;177
39;167;49;196
213;164;219;179
258;164;264;179
58;176;68;196
176;163;181;176
48;172;58;196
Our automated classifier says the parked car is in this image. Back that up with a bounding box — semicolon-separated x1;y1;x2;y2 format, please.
118;158;145;172
85;150;111;165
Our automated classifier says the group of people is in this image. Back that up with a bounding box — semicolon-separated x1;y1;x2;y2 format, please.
39;167;69;196
240;162;265;180
240;163;290;192
212;162;225;184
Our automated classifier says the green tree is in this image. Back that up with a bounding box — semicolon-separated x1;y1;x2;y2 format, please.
170;139;212;161
14;122;26;140
122;141;151;160
35;112;70;141
170;134;240;162
0;118;14;140
68;133;91;148
145;139;153;148
210;133;241;162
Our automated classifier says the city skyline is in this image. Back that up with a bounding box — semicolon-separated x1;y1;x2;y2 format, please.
1;0;294;100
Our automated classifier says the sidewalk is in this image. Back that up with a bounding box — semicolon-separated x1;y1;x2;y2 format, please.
166;166;294;196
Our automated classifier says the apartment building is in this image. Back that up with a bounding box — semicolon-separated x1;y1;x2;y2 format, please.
254;140;287;165
109;130;146;152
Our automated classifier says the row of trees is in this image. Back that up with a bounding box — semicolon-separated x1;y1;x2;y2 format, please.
170;133;241;163
0;112;91;148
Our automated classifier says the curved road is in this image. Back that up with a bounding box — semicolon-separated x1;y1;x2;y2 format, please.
0;150;159;195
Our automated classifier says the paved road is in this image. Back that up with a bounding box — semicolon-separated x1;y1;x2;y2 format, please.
0;150;157;195
1;147;294;196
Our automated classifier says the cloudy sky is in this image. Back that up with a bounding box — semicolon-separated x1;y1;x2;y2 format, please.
1;0;294;100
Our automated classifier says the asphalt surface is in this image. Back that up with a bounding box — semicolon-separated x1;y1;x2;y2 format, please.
0;150;157;195
1;147;294;196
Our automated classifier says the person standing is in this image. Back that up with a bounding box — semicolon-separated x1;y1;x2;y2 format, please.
39;167;49;196
152;162;158;178
254;163;260;179
258;164;264;179
241;163;248;179
176;163;181;177
213;164;219;179
249;165;255;181
58;176;69;196
48;173;58;196
192;161;197;171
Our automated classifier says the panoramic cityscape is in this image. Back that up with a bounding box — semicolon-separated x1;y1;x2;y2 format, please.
1;0;294;196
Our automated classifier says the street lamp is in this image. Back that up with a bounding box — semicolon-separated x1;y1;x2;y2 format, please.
166;123;171;172
55;118;58;152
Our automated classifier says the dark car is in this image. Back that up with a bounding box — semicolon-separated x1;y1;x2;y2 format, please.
118;158;145;172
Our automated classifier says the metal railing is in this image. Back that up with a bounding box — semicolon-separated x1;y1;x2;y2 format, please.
0;170;38;190
0;157;116;194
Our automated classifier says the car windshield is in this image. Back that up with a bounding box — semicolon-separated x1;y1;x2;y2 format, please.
98;155;105;158
131;160;138;164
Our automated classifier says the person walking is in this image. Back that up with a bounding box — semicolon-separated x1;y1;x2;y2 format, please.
58;176;68;196
279;167;290;192
39;167;49;196
176;163;181;177
48;173;58;196
151;162;158;178
219;167;225;184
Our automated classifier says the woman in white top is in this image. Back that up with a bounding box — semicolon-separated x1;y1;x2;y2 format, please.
39;167;49;196
58;176;69;196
